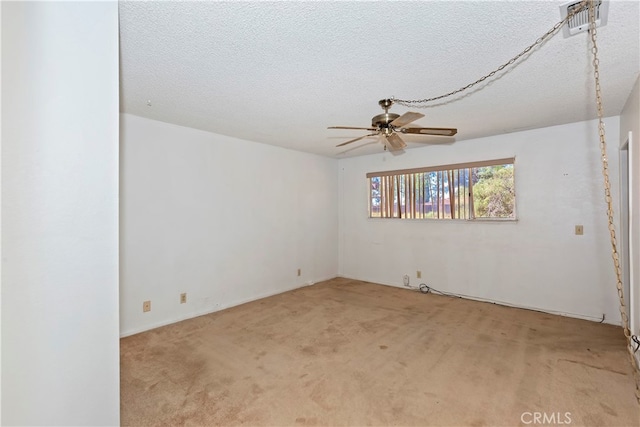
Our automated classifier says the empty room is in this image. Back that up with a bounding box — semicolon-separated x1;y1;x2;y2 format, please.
2;1;640;426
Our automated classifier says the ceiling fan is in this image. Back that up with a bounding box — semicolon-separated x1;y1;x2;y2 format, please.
329;99;457;151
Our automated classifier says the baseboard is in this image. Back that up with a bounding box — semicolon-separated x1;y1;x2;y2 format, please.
337;274;620;326
306;275;338;286
122;275;622;337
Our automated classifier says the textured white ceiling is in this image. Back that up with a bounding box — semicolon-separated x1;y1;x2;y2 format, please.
119;1;640;158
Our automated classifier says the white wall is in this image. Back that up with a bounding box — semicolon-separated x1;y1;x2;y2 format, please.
0;2;3;421
1;2;120;425
120;114;338;336
620;76;640;341
339;118;622;324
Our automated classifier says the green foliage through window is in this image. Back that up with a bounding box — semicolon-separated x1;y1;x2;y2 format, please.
472;165;515;218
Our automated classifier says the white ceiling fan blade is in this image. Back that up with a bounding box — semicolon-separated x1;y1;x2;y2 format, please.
385;133;407;150
336;133;378;147
390;112;425;127
400;127;458;136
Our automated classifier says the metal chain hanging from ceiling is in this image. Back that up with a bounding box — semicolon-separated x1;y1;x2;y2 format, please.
391;0;590;107
393;0;640;403
587;0;640;403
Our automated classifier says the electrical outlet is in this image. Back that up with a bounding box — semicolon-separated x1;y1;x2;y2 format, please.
403;275;410;287
417;270;422;279
575;225;584;235
143;300;151;312
297;268;301;276
180;293;187;304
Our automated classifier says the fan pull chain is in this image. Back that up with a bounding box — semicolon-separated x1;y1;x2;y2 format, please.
587;0;640;403
391;0;589;107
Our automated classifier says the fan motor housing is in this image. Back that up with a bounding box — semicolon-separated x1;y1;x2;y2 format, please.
372;113;400;128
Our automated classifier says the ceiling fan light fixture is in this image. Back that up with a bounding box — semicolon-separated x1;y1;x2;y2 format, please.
329;99;457;151
372;112;400;128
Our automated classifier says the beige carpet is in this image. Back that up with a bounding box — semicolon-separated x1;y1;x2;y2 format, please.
120;278;639;426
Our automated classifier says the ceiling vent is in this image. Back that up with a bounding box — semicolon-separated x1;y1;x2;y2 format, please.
560;0;608;38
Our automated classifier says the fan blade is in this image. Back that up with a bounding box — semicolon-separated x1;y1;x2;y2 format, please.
390;112;425;127
328;126;377;131
400;127;458;136
385;133;407;150
336;133;378;147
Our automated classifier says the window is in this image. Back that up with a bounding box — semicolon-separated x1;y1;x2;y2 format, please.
367;158;515;220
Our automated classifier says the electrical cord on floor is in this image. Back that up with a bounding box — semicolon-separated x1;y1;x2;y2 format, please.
405;282;434;294
413;283;609;325
632;335;640;354
417;283;461;298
